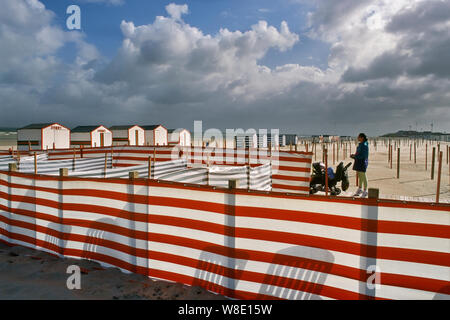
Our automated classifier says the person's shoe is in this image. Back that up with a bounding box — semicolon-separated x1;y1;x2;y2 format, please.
353;188;362;197
361;190;368;198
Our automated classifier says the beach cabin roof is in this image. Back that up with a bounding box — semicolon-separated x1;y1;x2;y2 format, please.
141;124;166;130
19;123;57;130
109;125;142;130
19;123;70;130
72;125;108;133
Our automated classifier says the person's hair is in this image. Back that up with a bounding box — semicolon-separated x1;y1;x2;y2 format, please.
358;133;368;142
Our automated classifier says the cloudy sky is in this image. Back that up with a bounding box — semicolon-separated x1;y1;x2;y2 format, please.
0;0;449;135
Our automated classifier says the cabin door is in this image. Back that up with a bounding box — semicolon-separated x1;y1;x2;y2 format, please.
100;133;104;147
135;130;139;146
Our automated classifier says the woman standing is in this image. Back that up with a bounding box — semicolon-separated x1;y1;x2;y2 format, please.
351;133;369;197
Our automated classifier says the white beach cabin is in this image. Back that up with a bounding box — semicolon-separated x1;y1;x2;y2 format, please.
168;128;191;146
142;125;168;146
71;125;112;148
110;125;145;146
17;123;70;151
280;134;298;147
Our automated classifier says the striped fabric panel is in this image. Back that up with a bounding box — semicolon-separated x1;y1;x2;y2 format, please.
50;147;312;194
0;171;448;300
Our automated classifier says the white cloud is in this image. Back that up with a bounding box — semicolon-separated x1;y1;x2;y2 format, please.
165;3;189;21
0;0;449;135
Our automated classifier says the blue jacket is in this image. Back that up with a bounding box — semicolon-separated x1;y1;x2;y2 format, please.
353;141;369;172
355;141;369;160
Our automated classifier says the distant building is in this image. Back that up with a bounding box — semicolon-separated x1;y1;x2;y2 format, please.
235;132;258;149
279;134;298;147
71;125;112;148
168;128;191;146
109;125;145;146
17;123;70;151
142;125;168;146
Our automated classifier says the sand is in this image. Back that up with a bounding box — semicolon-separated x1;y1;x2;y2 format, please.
0;242;226;300
300;140;450;203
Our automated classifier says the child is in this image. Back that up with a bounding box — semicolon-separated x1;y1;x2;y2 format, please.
350;133;369;197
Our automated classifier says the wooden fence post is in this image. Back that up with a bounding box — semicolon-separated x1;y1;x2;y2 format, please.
8;163;17;172
397;148;400;179
390;145;393;169
148;156;152;179
324;148;328;196
104;153;107;177
431;147;436;180
425;144;428;171
414;142;416;164
368;188;379;199
228;179;239;189
129;171;139;180
436;151;443;203
34;152;37;175
59;168;68;177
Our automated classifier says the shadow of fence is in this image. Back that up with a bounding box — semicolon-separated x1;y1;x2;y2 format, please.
257;246;335;300
193;245;250;298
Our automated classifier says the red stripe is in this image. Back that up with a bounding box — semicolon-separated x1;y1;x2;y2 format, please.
1;179;449;239
271;184;310;192
276;166;310;173
272;175;310;182
0;221;442;298
2;171;449;212
1;196;448;268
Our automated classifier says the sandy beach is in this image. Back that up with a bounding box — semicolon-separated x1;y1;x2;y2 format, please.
0;242;226;300
304;140;450;202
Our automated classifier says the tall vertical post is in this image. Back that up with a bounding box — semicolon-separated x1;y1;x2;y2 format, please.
436;151;443;203
409;144;412;161
333;143;335;164
447;145;449;165
431;147;436;180
247;146;250;190
414;142;416;164
388;144;390;164
111;146;114;169
34;152;37;175
425;144;428;170
148;156;152;179
390;145;393;169
324;148;328;196
337;142;339;163
397;148;400;179
72;151;76;171
59;168;68;177
104;153;107;177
